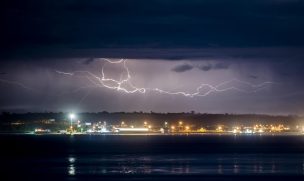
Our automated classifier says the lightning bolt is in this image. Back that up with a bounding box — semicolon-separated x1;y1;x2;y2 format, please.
55;58;276;98
0;78;36;92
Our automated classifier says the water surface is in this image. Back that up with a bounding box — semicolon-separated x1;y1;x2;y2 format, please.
1;134;304;180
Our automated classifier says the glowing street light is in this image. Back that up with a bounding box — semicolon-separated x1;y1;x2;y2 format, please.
171;126;175;132
69;113;75;120
164;121;168;128
217;126;223;132
185;126;190;131
69;113;75;132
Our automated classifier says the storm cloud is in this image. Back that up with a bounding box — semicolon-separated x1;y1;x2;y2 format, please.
1;0;304;60
1;0;304;114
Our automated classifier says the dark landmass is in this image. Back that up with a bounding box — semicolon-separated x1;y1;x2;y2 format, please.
0;111;302;132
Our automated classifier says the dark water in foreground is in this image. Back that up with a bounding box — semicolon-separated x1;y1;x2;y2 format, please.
1;134;304;180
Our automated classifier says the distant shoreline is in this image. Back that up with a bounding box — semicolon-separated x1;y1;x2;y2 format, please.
1;132;303;136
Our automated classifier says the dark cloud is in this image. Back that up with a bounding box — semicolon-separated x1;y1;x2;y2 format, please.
273;61;304;79
249;75;258;79
197;62;230;72
83;58;95;65
198;64;212;71
214;62;230;69
1;0;304;59
3;47;304;63
173;61;230;73
172;64;193;72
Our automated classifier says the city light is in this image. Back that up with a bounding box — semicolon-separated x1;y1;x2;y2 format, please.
198;127;206;132
185;126;190;131
217;126;223;132
27;114;302;135
245;129;253;134
116;128;149;132
69;113;76;133
69;113;75;120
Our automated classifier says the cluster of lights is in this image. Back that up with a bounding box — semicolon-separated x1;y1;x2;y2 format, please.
231;124;291;134
168;121;192;132
50;113;301;135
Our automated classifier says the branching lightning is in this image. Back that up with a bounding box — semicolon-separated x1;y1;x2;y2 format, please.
55;58;275;98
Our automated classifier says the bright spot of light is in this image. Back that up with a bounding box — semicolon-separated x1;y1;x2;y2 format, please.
68;165;75;175
69;157;76;163
68;156;76;176
69;113;75;120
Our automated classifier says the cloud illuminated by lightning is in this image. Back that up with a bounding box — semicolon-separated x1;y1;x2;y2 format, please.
55;58;276;97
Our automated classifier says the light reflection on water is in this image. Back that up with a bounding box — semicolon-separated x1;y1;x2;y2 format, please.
68;156;76;175
63;154;304;176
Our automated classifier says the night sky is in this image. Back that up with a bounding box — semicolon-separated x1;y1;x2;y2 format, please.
1;0;304;114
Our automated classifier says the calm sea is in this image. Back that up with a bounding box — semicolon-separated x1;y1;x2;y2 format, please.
1;134;304;180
